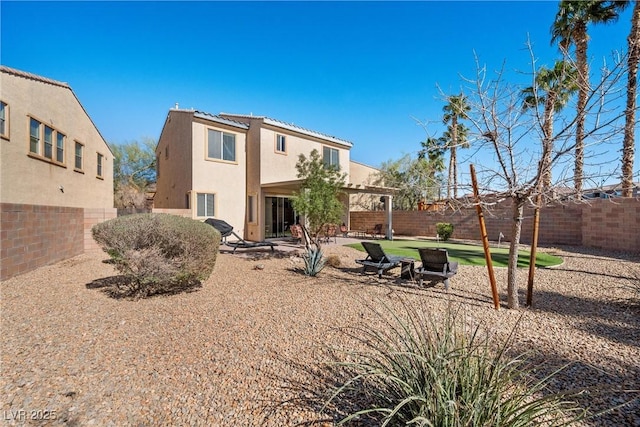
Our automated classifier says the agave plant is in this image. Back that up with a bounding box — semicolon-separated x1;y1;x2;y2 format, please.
302;247;326;277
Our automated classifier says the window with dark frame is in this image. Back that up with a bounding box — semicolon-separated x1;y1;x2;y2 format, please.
97;153;104;177
276;134;286;153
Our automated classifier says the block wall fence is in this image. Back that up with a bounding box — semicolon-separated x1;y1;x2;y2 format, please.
350;198;640;253
1;203;116;281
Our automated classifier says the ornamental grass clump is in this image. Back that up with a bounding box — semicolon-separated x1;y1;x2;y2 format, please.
92;213;220;296
321;302;586;426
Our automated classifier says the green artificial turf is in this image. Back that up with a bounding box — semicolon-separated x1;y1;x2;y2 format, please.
346;239;562;268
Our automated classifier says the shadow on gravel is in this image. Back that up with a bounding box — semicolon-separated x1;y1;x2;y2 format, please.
219;248;301;261
86;275;202;299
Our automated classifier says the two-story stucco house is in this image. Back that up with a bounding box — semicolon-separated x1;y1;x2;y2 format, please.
0;66;116;280
154;108;389;241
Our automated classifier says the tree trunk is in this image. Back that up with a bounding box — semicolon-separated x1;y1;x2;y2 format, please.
447;147;455;200
507;201;524;309
542;93;557;191
452;117;459;199
574;24;589;195
623;1;640;198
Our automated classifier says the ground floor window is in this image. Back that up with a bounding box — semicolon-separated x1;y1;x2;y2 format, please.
248;194;256;223
197;193;215;217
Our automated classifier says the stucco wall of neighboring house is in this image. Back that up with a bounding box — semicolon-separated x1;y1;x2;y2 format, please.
154;110;194;209
0;69;113;209
190;120;247;231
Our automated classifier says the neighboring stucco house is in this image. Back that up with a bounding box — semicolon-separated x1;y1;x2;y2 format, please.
0;66;116;280
154;108;390;241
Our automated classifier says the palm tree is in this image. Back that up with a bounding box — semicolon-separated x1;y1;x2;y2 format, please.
418;137;446;200
551;0;626;195
522;60;579;192
442;94;470;199
622;1;639;197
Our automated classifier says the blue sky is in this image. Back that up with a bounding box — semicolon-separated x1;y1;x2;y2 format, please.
1;1;636;187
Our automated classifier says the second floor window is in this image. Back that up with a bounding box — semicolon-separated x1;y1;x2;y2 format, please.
97;153;104;178
28;117;65;164
0;101;8;138
75;142;84;170
323;146;339;168
276;134;286;153
207;129;236;162
30;118;41;154
56;133;65;163
44;125;54;159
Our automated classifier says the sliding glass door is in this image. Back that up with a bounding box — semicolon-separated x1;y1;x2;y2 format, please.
264;196;296;238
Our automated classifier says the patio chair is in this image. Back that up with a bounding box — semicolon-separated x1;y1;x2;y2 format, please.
323;224;338;244
289;224;303;244
415;248;458;290
367;223;384;239
205;218;277;253
355;241;404;278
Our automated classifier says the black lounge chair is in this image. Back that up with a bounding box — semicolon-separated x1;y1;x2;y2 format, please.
205;218;277;253
415;248;458;290
355;241;404;278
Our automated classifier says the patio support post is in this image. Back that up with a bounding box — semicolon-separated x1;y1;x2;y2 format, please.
385;195;393;240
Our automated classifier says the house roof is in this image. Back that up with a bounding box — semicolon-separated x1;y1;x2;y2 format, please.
0;65;70;89
192;110;249;130
219;112;353;148
1;65;112;155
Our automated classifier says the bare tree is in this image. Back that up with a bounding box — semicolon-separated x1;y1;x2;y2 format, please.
463;49;625;309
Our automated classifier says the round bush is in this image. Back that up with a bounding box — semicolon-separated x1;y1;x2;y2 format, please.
92;214;221;296
436;222;454;241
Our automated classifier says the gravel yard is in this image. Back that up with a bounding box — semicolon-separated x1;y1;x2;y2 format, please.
1;242;639;426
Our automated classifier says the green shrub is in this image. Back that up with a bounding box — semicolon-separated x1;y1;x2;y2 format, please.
302;248;326;276
320;302;586;426
436;222;454;241
92;214;221;296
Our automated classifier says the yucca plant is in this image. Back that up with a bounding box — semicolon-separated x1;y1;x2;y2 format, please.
302;247;326;277
321;301;587;426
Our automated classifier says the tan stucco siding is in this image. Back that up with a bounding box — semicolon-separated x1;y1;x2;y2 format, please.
348;161;382;211
191;121;247;231
349;161;379;186
0;71;113;209
259;127;351;184
154;110;193;209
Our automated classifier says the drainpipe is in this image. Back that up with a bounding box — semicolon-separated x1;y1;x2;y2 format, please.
385;195;393;240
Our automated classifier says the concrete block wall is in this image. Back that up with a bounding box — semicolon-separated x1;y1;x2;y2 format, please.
84;208;117;254
581;198;640;252
350;198;639;252
1;203;84;280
